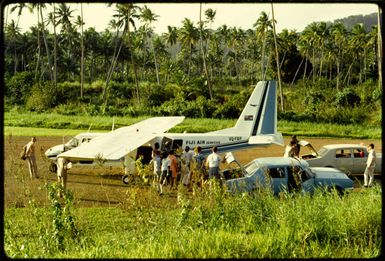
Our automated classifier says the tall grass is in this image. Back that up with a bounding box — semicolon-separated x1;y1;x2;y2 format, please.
4;183;382;258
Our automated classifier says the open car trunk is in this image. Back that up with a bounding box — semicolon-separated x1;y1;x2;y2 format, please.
298;140;319;159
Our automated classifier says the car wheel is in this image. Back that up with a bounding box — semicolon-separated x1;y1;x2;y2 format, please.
49;162;57;173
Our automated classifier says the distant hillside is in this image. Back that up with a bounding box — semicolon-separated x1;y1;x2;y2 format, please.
333;12;378;31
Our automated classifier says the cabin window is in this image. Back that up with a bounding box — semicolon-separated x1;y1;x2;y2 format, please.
172;139;183;150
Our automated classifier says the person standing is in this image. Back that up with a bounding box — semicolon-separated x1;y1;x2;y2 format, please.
364;143;376;188
181;146;194;186
152;142;160;158
194;146;207;187
24;137;38;178
57;157;71;196
160;151;171;194
168;150;179;189
283;140;296;158
291;135;300;157
150;150;162;190
206;146;222;180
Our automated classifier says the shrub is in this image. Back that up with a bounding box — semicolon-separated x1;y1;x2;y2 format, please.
334;88;361;107
25;83;57;112
5;71;34;105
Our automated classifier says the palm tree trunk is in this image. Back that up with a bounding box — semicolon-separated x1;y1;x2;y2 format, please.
291;57;304;86
150;37;160;85
199;3;213;99
39;5;54;83
53;3;58;91
378;7;382;91
34;9;41;83
271;2;284;111
80;3;85;98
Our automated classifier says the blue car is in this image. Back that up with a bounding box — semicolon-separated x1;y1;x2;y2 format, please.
225;156;354;196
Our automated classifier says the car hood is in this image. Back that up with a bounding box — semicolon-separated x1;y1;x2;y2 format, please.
226;176;254;193
310;167;348;179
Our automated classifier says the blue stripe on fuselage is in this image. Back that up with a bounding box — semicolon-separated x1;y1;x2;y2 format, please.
200;141;264;155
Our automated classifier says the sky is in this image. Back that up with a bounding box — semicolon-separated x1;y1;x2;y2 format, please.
3;2;379;34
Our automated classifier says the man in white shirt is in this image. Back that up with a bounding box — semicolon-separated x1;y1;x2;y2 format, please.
206;146;222;179
364;143;376;187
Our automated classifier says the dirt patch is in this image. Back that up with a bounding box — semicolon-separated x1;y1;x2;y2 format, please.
3;136;382;207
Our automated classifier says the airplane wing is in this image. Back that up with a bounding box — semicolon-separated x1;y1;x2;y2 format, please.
58;116;185;161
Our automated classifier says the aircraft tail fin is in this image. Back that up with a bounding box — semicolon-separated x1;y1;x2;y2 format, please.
210;81;282;145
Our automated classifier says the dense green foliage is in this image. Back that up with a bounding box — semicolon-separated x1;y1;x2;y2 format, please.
4;77;382;128
4;183;382;258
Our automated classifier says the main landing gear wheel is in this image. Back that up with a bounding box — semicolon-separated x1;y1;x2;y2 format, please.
49;162;57;173
122;175;130;184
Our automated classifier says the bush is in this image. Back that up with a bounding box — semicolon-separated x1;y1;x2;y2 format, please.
334;88;361;107
5;71;34;105
25;83;57;112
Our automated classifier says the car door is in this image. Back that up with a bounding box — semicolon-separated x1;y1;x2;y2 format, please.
352;148;367;174
334;148;354;173
299;167;316;194
267;167;286;195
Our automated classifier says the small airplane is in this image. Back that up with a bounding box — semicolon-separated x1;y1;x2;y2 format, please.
58;80;284;183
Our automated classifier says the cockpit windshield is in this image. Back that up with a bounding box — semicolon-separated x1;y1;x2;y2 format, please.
65;137;79;148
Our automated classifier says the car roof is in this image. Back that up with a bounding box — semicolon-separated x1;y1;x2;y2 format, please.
321;144;365;150
252;157;308;168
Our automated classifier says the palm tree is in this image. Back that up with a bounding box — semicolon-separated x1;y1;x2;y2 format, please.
270;2;284;112
200;3;213;99
79;3;85;98
178;18;199;77
350;24;368;83
162;25;178;60
217;24;230;77
4;20;22;73
140;5;160;85
253;11;272;80
46;4;58;89
330;22;347;90
110;3;140;103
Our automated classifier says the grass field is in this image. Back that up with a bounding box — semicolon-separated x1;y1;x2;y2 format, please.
4;183;382;258
4;112;382;139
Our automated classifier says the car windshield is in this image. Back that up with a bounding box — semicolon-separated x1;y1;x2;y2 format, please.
317;147;328;157
244;161;259;176
302;166;315;180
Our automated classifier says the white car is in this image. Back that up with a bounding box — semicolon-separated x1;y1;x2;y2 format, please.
300;142;382;176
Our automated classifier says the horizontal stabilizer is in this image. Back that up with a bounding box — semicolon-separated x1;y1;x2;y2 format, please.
248;133;284;146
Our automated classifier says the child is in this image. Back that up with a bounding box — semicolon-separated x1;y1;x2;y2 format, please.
160;151;170;194
151;150;161;189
